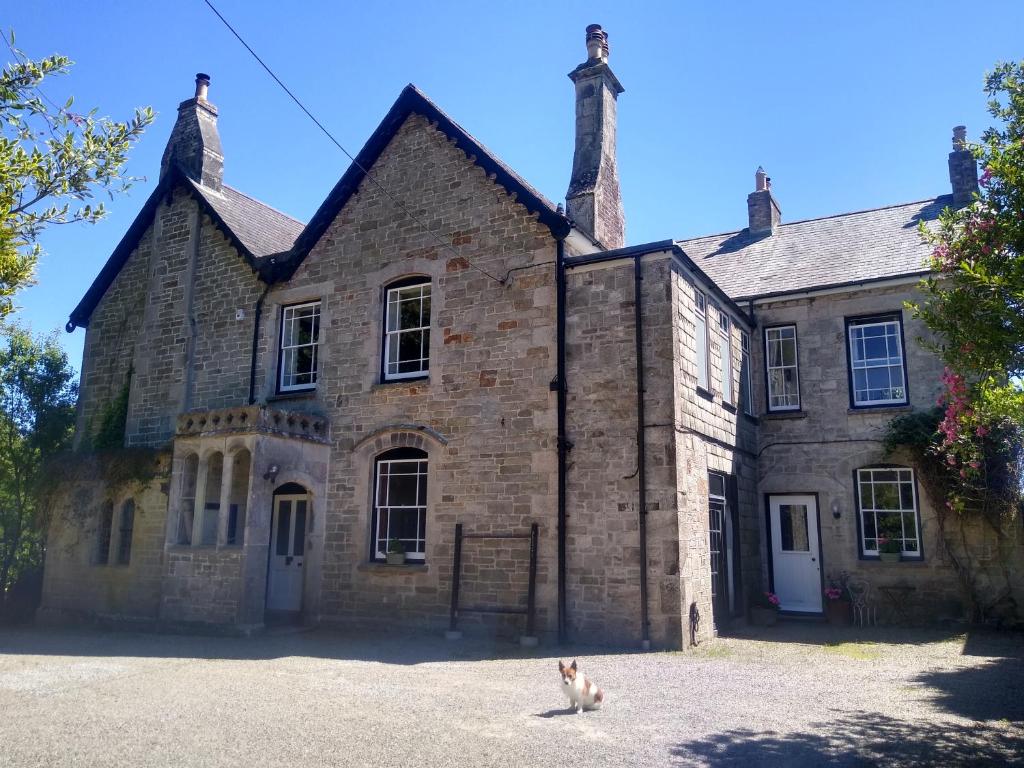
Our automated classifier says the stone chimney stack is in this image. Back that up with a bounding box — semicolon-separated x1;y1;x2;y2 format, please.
948;125;979;207
747;166;781;236
566;24;625;249
160;73;224;191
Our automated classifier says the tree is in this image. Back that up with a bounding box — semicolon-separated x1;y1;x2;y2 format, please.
910;60;1024;498
0;31;154;316
900;61;1024;624
0;325;76;606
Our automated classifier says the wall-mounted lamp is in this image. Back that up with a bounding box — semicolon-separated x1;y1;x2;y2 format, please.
831;499;842;520
263;464;279;483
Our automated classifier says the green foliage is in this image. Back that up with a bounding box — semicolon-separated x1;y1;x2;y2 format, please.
0;324;76;596
906;59;1024;528
0;30;154;316
92;370;130;451
386;537;405;555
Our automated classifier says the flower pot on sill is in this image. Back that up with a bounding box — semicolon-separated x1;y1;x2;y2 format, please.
825;599;852;626
750;606;778;626
385;552;406;565
879;552;901;563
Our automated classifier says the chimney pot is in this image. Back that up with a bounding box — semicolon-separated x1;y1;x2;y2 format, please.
952;125;967;148
195;72;211;101
754;166;768;192
585;24;608;61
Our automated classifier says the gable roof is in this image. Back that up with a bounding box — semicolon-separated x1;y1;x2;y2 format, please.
66;165;303;330
270;84;571;280
677;196;948;301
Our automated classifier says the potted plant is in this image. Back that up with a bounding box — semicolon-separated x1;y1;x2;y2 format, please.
877;536;902;563
749;591;781;626
824;571;852;625
385;538;406;565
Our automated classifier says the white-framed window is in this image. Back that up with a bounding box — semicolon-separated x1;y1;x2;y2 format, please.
279;301;321;392
372;447;427;562
383;279;431;381
764;325;800;411
847;315;907;407
694;288;709;389
740;330;753;416
718;309;732;403
856;467;921;557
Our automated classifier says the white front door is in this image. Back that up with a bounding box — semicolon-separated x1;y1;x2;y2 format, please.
266;494;307;612
768;495;822;613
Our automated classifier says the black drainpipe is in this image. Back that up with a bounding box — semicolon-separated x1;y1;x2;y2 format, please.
633;255;651;649
555;236;569;645
248;283;272;405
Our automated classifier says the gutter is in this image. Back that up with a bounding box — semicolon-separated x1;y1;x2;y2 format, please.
633;255;651;650
555;235;569;644
248;284;272;405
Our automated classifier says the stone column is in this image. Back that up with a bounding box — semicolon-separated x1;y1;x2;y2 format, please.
191;459;209;547
217;452;235;546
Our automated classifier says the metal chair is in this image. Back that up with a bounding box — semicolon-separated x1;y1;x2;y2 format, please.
847;577;877;627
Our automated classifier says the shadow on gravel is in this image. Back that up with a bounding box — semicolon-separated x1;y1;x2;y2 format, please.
670;710;1024;767
913;654;1024;723
0;625;644;666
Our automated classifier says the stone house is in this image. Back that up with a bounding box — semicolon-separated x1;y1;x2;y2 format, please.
39;25;1014;647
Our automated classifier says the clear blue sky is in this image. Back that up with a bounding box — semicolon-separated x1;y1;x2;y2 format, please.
8;1;1024;372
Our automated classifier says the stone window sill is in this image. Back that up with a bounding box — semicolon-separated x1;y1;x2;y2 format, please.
267;390;318;404
847;405;913;416
371;377;431;393
357;562;430;574
762;410;807;421
695;386;715;402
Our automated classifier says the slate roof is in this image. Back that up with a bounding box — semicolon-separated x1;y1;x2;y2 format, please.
678;196;949;301
188;180;304;259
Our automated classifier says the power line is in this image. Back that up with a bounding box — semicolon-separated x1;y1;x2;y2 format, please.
201;0;504;284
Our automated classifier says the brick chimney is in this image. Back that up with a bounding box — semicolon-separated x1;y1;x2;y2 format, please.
566;24;625;249
948;125;979;207
747;167;781;236
160;73;224;191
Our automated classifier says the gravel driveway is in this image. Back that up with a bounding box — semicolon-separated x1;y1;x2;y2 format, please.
0;622;1021;767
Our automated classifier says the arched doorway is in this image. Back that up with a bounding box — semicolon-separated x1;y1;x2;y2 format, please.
266;482;310;615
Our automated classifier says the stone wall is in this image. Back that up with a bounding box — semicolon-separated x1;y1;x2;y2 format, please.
563;253;759;648
39;475;168;625
753;283;965;619
669;262;759;643
259;114;561;638
160;547;244;626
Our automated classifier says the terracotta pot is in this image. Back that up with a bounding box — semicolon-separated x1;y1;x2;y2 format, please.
750;606;778;626
825;599;852;625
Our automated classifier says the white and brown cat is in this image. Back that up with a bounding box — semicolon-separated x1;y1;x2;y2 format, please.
558;659;605;714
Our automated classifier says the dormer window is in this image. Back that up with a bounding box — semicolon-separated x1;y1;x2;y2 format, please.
383;278;431;381
279;301;321;392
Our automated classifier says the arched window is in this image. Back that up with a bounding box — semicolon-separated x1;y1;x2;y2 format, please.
227;449;251;545
372;447;427;561
117;499;135;565
200;452;224;545
95;502;113;565
855;466;922;559
178;453;199;545
382;278;431;381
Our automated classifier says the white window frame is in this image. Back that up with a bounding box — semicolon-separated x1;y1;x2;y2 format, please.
856;467;921;558
764;325;800;412
740;330;754;416
694;288;709;390
718;309;733;404
383;281;431;381
279;300;321;392
372;451;427;562
847;316;908;407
